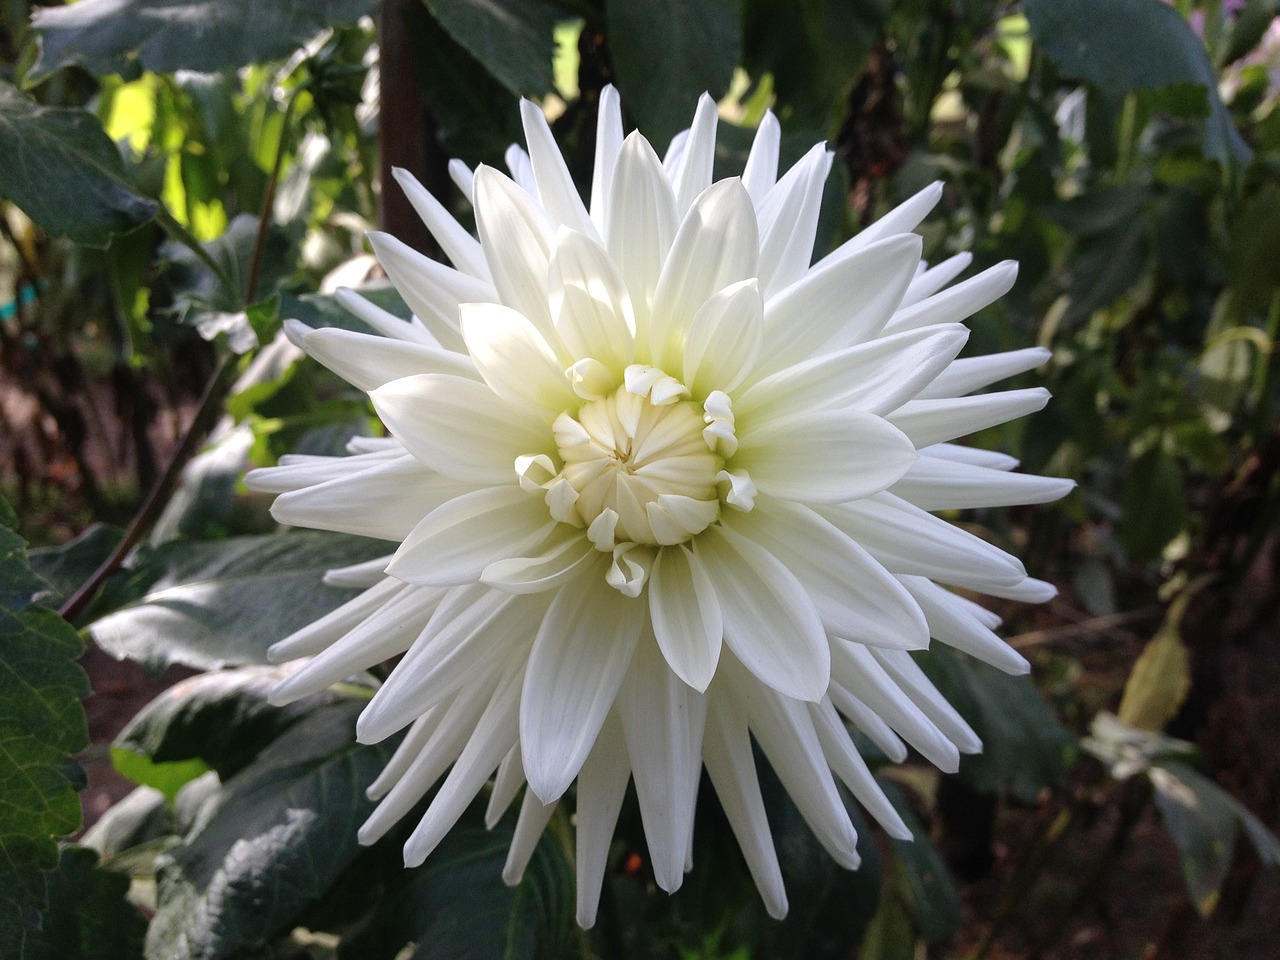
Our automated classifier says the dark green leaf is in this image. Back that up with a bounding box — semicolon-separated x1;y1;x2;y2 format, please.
87;530;391;672
915;646;1073;803
1218;0;1280;68
30;0;378;80
1064;214;1150;325
0;496;90;959
23;846;146;960
423;0;559;97
608;0;742;146
1024;0;1250;166
116;665;358;779
0;82;158;248
27;524;125;612
1227;183;1280;318
145;700;392;960
1120;447;1186;560
1149;761;1240;916
882;783;960;944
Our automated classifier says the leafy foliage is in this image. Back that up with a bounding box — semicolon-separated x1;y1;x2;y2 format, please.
0;496;89;958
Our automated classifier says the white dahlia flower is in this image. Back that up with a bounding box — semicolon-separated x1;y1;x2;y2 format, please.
246;88;1073;925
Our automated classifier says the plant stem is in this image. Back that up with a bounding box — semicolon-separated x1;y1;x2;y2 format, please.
246;91;298;303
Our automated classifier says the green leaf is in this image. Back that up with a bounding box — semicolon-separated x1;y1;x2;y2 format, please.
1120;447;1186;560
0;495;90;959
423;0;559;97
1023;0;1250;166
87;530;391;672
1116;620;1191;731
915;646;1073;803
23;846;147;960
145;700;393;960
111;748;211;804
0;82;158;248
1149;761;1240;916
27;524;125;613
882;783;960;944
608;0;742;146
115;665;359;779
30;0;378;81
1228;183;1280;318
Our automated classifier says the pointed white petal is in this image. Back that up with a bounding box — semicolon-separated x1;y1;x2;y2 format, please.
520;98;596;238
590;85;624;227
899;576;1030;673
448;158;475;199
681;278;763;397
296;324;477;391
671;93;718;215
695;524;829;702
979;576;1058;603
742;111;780;203
724;499;930;650
823;181;942;260
548;227;636;371
756;144;832;296
505;144;535;193
648;544;723;692
809;698;911;839
891;457;1076;510
334;287;438;345
650;179;758;371
481;531;597;593
919;346;1052;399
267;577;405;661
522;568;644;802
736;324;968;424
370;373;552;484
460;302;578;413
872;648;982;754
619;636;707;893
368;708;442;801
702;693;788;919
574;712;631;928
899;251;972;308
387;487;555;586
486;742;525;827
884;260;1018;334
502;790;557;884
756;234;922;377
828;681;909;763
605;132;679;340
323;555;394;588
391;166;491;280
887;387;1050;448
921;441;1020;471
473;166;558;337
366;231;493;352
735;410;917;504
270;454;470;541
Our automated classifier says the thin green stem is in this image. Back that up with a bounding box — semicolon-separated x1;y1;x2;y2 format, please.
154;209;232;291
246;91;299;304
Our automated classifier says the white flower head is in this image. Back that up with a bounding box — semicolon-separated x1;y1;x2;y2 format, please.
246;89;1073;926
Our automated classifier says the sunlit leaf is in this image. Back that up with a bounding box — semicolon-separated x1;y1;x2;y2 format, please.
0;82;158;248
1117;620;1191;732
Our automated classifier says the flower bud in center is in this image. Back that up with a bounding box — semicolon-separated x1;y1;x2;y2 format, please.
552;385;721;547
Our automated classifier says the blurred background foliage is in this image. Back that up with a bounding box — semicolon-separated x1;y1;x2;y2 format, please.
2;0;1279;958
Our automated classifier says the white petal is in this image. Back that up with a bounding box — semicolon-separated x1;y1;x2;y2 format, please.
448;158;475;199
366;231;494;352
368;708;443;801
481;531;597;593
650;179;759;371
323;555;394;588
822;181;942;261
606;132;679;340
827;681;908;763
741;110;780;204
871;648;982;754
702;693;788;919
295;323;477;391
695;524;829;702
900;251;972;308
502;790;557;884
809;698;911;839
459;302;578;413
978;576;1058;603
520;98;596;238
590;85;623;228
404;665;524;866
884;260;1018;334
735;324;968;425
391;166;491;281
723;499;930;650
734;410;917;504
725;659;860;868
900;569;1034;672
267;577;405;661
681;278;763;397
473;166;558;337
891;457;1076;510
919;346;1052;399
270;454;470;541
921;441;1020;471
334;287;438;345
755;144;832;296
521;568;645;802
618;635;707;892
756;234;922;377
548;227;637;371
887;387;1050;448
819;493;1027;592
370;373;552;484
648;544;723;692
671;93;718;215
387;487;557;586
574;712;631;928
505;144;535;193
486;742;525;827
